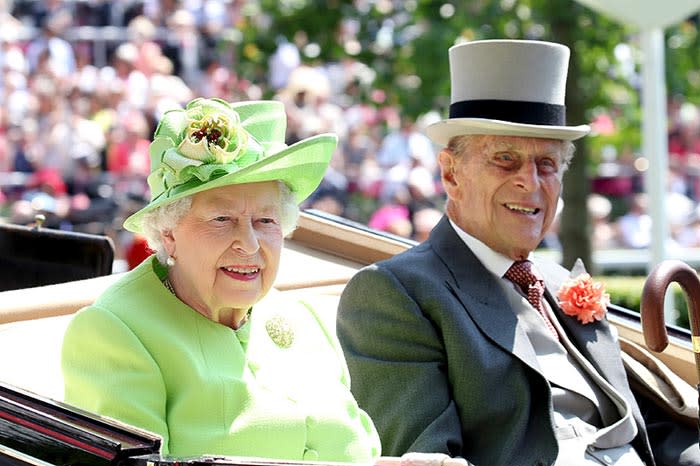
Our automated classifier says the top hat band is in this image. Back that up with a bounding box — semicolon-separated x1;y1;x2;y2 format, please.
449;99;566;126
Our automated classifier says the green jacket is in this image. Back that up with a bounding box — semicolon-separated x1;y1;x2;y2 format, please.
62;256;380;461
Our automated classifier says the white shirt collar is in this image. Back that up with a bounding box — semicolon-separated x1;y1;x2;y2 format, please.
448;218;534;278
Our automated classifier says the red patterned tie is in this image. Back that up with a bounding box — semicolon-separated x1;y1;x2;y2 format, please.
505;260;559;340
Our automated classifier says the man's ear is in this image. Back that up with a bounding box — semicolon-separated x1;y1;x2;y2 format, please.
438;149;458;189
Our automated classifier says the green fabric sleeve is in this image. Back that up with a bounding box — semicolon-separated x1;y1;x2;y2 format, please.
61;306;170;454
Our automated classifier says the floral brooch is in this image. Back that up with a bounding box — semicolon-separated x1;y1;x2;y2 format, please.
557;259;610;324
265;315;295;349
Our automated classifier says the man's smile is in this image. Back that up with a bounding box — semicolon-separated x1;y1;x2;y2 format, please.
504;203;540;215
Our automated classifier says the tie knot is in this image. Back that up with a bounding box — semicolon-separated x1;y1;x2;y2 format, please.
504;260;559;340
505;260;543;289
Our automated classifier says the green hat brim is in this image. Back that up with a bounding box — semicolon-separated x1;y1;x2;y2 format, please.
123;133;337;233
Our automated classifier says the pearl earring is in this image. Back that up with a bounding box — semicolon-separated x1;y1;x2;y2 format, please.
166;256;176;267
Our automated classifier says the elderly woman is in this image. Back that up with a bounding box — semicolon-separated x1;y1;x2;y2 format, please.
60;98;380;460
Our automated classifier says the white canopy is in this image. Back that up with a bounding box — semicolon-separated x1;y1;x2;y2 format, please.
574;0;700;29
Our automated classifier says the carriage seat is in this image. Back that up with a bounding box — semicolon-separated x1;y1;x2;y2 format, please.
0;244;362;402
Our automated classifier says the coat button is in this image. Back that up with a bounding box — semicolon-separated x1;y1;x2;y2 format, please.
303;448;319;461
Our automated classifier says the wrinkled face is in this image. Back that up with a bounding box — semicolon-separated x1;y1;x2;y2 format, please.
162;181;283;327
439;135;566;260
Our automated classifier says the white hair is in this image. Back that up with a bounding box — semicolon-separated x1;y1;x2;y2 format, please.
140;181;300;264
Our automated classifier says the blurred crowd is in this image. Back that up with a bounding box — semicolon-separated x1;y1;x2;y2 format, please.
0;0;446;271
583;97;700;253
2;0;700;272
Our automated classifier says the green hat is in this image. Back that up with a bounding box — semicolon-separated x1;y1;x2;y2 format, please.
123;98;337;233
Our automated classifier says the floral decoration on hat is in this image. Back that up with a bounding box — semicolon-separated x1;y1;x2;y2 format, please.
557;259;610;324
148;98;262;199
123;98;337;234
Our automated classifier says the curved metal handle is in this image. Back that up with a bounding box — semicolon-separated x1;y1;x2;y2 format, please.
641;260;700;383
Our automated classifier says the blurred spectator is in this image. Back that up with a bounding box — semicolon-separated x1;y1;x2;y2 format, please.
669;102;700;164
143;0;180;27
0;18;28;76
367;182;415;238
3;68;30;127
676;202;700;247
106;110;151;177
161;9;202;86
412;207;442;242
25;9;75;79
10;168;70;227
199;0;238;69
588;193;617;250
198;56;236;99
340;123;379;192
111;41;150;109
376;114;435;172
591;144;637;197
268;39;300;91
616;193;651;249
665;190;696;249
368;202;412;238
276;65;333;144
539;198;564;251
126;15;159;73
406;164;440;214
65;154;117;231
306;189;346;218
375;113;437;204
355;155;384;199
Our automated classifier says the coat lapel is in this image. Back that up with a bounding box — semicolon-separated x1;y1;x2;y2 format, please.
428;219;633;404
427;227;651;461
535;258;649;436
429;217;542;374
429;220;631;402
535;259;629;388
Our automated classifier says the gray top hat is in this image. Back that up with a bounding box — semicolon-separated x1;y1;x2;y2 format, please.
426;40;591;146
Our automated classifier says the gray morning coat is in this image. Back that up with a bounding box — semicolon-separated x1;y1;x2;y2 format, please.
337;216;655;466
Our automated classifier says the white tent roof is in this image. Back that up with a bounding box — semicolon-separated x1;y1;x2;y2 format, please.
574;0;700;29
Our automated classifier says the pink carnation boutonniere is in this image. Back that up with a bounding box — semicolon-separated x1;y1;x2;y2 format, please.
556;259;610;324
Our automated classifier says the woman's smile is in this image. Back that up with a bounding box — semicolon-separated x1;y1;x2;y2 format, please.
220;265;261;281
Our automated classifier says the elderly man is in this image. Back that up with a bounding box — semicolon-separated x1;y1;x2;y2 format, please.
338;40;669;466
